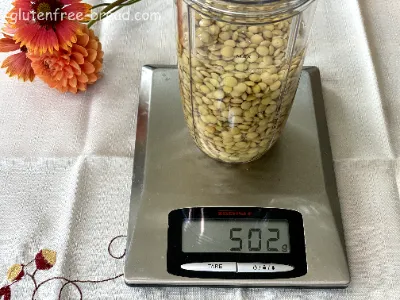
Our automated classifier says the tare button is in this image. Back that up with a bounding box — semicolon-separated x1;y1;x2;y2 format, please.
237;263;294;273
181;262;236;272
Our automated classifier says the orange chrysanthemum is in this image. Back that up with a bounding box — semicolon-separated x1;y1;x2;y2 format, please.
6;0;91;54
0;34;35;81
29;24;103;93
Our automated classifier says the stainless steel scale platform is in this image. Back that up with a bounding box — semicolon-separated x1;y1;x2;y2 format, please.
124;65;350;288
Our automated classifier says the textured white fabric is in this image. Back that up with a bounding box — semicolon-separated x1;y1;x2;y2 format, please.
1;0;400;299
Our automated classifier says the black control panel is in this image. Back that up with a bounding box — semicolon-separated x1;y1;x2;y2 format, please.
167;207;307;279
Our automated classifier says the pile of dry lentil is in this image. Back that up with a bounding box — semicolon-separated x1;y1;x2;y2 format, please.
178;12;305;163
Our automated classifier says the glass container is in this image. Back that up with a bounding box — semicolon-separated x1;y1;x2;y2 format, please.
176;0;318;163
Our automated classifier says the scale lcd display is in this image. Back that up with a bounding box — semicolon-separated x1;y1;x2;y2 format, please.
182;219;290;253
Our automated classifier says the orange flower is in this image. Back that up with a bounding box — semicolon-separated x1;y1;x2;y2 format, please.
29;24;103;93
7;0;91;54
2;22;16;36
0;34;35;81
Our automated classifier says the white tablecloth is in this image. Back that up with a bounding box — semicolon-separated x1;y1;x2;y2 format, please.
1;0;400;299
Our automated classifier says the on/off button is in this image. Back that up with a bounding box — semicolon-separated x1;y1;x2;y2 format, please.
181;262;236;272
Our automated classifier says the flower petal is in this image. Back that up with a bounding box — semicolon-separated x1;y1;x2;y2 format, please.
55;71;63;81
10;0;32;12
82;62;94;74
64;65;74;78
63;3;92;21
87;39;98;51
87;73;97;84
1;52;35;81
76;33;89;47
60;0;87;4
97;50;104;61
93;60;102;72
55;20;81;50
2;22;17;35
77;81;87;91
86;48;97;63
71;52;84;64
0;37;20;52
69;85;78;94
14;23;40;47
44;30;60;54
72;44;88;57
69;59;81;74
21;57;36;81
68;76;77;88
77;72;88;83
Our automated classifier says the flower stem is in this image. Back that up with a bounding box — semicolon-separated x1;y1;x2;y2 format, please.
88;0;141;28
91;3;111;9
92;0;139;10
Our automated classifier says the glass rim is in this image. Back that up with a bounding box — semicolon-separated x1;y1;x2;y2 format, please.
183;0;316;20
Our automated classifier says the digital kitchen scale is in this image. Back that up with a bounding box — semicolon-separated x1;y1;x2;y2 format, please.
124;65;350;287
